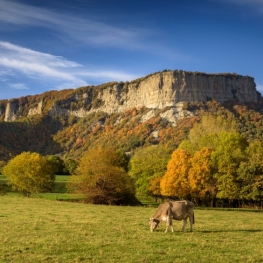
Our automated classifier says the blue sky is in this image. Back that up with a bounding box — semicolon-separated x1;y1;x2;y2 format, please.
1;0;263;100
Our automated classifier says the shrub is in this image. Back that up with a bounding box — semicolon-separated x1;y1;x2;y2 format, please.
3;152;56;197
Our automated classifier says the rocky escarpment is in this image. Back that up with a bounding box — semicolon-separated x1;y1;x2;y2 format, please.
0;70;260;123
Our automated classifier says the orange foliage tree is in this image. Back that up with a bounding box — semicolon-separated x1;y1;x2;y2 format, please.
160;149;191;198
189;147;216;205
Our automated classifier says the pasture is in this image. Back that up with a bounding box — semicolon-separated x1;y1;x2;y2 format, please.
1;195;263;262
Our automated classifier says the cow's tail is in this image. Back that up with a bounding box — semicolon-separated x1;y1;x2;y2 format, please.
193;212;195;224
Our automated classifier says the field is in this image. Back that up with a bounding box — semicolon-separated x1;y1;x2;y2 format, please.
1;195;263;263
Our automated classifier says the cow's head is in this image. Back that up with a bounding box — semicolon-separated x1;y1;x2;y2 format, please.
149;218;159;232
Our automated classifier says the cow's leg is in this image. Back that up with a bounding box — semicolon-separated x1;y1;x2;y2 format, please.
170;221;175;232
181;218;187;232
189;215;194;232
165;217;174;233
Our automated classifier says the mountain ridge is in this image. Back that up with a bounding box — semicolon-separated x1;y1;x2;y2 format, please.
1;70;261;122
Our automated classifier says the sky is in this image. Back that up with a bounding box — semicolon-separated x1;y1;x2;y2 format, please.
0;0;263;100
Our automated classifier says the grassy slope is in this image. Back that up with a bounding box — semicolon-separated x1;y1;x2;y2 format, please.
1;195;263;263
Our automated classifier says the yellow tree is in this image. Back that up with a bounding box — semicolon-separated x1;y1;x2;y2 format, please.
3;152;55;197
149;176;162;201
160;149;191;198
189;147;216;205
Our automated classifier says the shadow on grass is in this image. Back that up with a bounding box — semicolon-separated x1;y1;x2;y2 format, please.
197;229;263;233
151;228;263;233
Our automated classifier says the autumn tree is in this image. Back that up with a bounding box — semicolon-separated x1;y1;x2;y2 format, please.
3;152;56;197
68;147;139;205
128;145;171;198
189;147;216;206
160;149;191;198
148;177;163;201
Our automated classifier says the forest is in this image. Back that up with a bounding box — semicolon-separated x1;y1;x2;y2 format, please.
1;100;263;207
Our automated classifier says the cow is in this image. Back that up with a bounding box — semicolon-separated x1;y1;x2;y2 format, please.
149;200;194;233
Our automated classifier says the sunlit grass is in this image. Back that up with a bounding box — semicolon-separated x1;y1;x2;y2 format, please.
1;195;263;262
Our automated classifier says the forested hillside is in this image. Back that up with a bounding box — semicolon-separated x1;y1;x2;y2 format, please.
2;96;263;206
1;100;263;162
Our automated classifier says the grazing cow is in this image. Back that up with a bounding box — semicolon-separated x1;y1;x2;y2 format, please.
149;200;194;233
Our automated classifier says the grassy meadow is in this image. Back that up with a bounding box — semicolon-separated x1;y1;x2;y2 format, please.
1;195;263;263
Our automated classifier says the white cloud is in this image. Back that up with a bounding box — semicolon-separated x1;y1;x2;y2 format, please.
9;83;29;90
0;41;83;82
0;41;139;92
0;0;150;50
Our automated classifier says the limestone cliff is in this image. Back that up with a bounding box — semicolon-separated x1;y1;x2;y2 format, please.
0;70;260;123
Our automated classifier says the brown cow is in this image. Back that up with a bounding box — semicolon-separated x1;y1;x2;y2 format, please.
149;200;194;232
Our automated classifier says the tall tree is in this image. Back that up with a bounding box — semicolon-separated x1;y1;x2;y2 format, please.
128;145;171;197
189;147;216;205
211;132;248;201
160;149;191;198
179;115;238;154
237;141;263;201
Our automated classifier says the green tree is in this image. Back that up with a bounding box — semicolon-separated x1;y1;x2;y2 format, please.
128;145;171;198
179;115;238;154
64;158;78;175
211;132;248;201
68;147;139;205
3;152;55;197
237;141;263;201
0;160;6;174
47;155;67;175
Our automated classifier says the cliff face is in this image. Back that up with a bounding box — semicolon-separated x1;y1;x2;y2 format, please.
0;70;260;122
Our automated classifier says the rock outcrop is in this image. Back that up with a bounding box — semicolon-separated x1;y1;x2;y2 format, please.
0;70;260;123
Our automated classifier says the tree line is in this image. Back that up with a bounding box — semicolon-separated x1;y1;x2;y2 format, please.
129;115;263;207
2;114;263;207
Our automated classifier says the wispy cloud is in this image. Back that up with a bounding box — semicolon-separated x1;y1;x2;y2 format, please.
0;0;150;50
0;41;85;85
9;83;29;90
0;41;138;92
219;0;263;14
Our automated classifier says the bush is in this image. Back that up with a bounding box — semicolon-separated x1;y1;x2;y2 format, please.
68;147;140;205
3;152;56;197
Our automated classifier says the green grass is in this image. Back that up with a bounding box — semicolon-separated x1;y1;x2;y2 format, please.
55;175;72;182
1;195;263;263
0;175;6;182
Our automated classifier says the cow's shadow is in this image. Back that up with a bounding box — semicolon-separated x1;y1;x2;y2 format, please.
195;229;263;233
151;229;263;233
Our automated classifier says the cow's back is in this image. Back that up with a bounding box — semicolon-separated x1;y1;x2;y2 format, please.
152;202;172;219
170;200;194;221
